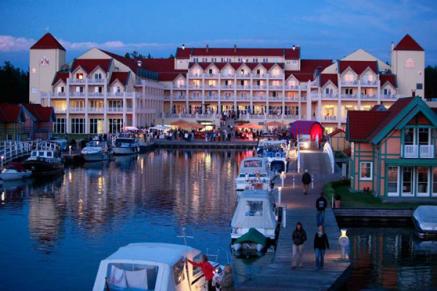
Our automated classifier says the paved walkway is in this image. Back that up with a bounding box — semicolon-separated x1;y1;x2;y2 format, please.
237;151;350;291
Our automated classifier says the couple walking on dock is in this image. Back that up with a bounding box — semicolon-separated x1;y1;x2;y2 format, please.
291;191;329;270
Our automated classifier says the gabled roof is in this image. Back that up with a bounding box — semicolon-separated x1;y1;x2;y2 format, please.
339;60;378;75
159;72;185;81
31;33;65;51
109;72;130;86
347;97;437;143
176;47;300;60
71;59;112;73
23;104;55;122
298;59;333;73
320;74;338;87
52;71;69;85
0;104;23;123
393;34;424;51
380;74;397;88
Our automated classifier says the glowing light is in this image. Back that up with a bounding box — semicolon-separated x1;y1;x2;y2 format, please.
1;192;5;202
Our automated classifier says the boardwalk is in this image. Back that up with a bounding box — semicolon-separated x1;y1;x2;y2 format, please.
238;151;350;291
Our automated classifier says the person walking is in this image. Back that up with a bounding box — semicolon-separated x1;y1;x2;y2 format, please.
187;255;215;291
316;192;328;226
314;224;330;270
292;222;307;269
219;265;235;291
301;169;311;195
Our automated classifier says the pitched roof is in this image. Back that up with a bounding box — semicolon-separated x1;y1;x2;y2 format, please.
52;71;69;85
176;47;300;60
320;74;338;87
339;60;378;75
31;33;65;51
347;97;417;142
23;104;55;122
299;59;333;73
0;104;23;122
109;72;130;86
380;74;397;88
347;111;388;141
393;34;424;51
71;59;112;73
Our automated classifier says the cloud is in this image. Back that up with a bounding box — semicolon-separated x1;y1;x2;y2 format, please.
0;35;176;52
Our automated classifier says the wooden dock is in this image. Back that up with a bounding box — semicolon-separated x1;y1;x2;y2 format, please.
237;152;350;291
154;139;257;150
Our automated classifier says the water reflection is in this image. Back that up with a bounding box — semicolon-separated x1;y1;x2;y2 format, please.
345;227;437;290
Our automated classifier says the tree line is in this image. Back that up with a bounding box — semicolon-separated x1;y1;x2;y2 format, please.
0;61;436;104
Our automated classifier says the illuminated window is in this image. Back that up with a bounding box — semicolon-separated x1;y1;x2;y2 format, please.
360;162;372;180
76;73;84;80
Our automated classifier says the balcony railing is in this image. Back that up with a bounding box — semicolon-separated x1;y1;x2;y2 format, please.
360;80;378;86
323;116;337;122
341;94;357;100
88;92;104;97
70;107;85;113
88;107;104;113
403;145;435;158
70;92;86;97
321;94;337;100
361;95;377;100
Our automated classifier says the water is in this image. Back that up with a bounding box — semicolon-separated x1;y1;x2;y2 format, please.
0;149;436;290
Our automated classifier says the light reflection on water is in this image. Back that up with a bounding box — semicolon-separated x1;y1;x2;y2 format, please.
0;150;436;291
0;150;252;291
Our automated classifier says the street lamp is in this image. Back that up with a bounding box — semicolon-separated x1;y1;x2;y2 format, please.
278;186;282;204
280;171;286;187
69;145;72;156
0;155;4;169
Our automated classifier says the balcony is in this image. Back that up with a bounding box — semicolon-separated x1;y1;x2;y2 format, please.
361;95;377;100
173;85;187;90
269;85;283;90
204;95;219;101
170;95;187;101
88;78;106;84
189;95;203;101
54;107;66;113
252;85;267;90
88;92;104;97
70;107;85;113
322;115;337;122
221;73;235;78
221;95;235;101
381;94;397;100
252;96;266;101
53;92;66;98
402;145;435;158
284;85;299;90
360;80;378;87
321;94;337;100
341;94;357;100
236;85;251;90
88;107;104;113
70;92;86;98
268;73;284;79
187;73;202;78
221;85;235;90
189;85;202;90
340;80;359;87
236;73;251;78
203;73;219;78
69;78;86;84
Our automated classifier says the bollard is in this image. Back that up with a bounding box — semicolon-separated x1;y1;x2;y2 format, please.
292;176;295;188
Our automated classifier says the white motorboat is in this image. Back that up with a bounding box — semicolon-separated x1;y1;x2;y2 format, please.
112;135;139;155
0;168;32;181
257;140;289;174
413;206;437;239
231;189;281;256
92;243;223;291
81;140;110;162
235;157;274;191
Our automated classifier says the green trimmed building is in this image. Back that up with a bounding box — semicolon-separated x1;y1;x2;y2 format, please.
346;97;437;199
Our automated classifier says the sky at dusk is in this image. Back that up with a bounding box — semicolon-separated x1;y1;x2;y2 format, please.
0;0;436;70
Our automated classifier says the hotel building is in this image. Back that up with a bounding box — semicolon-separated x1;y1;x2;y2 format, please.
29;34;425;134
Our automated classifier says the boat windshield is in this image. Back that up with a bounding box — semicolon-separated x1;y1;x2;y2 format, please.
173;259;185;285
106;263;159;291
245;200;263;216
243;160;262;168
191;253;203;277
87;140;101;147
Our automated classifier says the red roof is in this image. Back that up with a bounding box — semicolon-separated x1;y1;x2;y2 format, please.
380;74;397;87
339;61;377;75
299;59;332;73
0;104;22;122
109;72;130;85
23;104;55;122
72;59;112;74
158;72;185;81
176;47;300;60
31;33;65;51
52;71;69;85
347;97;415;141
393;34;423;51
320;74;338;87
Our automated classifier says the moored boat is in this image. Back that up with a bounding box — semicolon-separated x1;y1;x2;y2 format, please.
112;135;139;155
235;157;274;191
23;149;64;177
256;140;289;174
81;140;110;162
413;206;437;239
231;189;281;256
0;162;32;181
92;243;223;291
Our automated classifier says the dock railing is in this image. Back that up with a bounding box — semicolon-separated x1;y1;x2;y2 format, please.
323;142;335;174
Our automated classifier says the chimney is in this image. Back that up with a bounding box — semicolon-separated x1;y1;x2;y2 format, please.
234;44;237;53
391;41;394;51
292;44;296;51
206;44;209;52
182;44;185;50
137;60;142;67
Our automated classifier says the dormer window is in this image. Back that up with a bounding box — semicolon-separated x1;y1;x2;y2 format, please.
257;69;261;75
76;73;84;80
94;73;102;79
209;69;213;74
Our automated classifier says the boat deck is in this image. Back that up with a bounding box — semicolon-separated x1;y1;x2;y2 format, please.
237;152;350;291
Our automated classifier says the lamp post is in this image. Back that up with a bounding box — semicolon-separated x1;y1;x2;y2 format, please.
280;171;286;188
0;155;4;170
278;186;282;204
69;145;72;156
338;229;350;260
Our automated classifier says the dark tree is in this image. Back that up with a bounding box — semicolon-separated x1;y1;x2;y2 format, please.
0;61;29;103
168;54;175;59
425;66;437;100
124;51;146;59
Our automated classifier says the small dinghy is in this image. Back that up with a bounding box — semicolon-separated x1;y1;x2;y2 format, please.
0;162;32;181
413;206;437;239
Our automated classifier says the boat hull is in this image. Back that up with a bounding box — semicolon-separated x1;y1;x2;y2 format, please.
0;172;27;181
23;160;64;177
82;152;108;162
112;147;138;155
